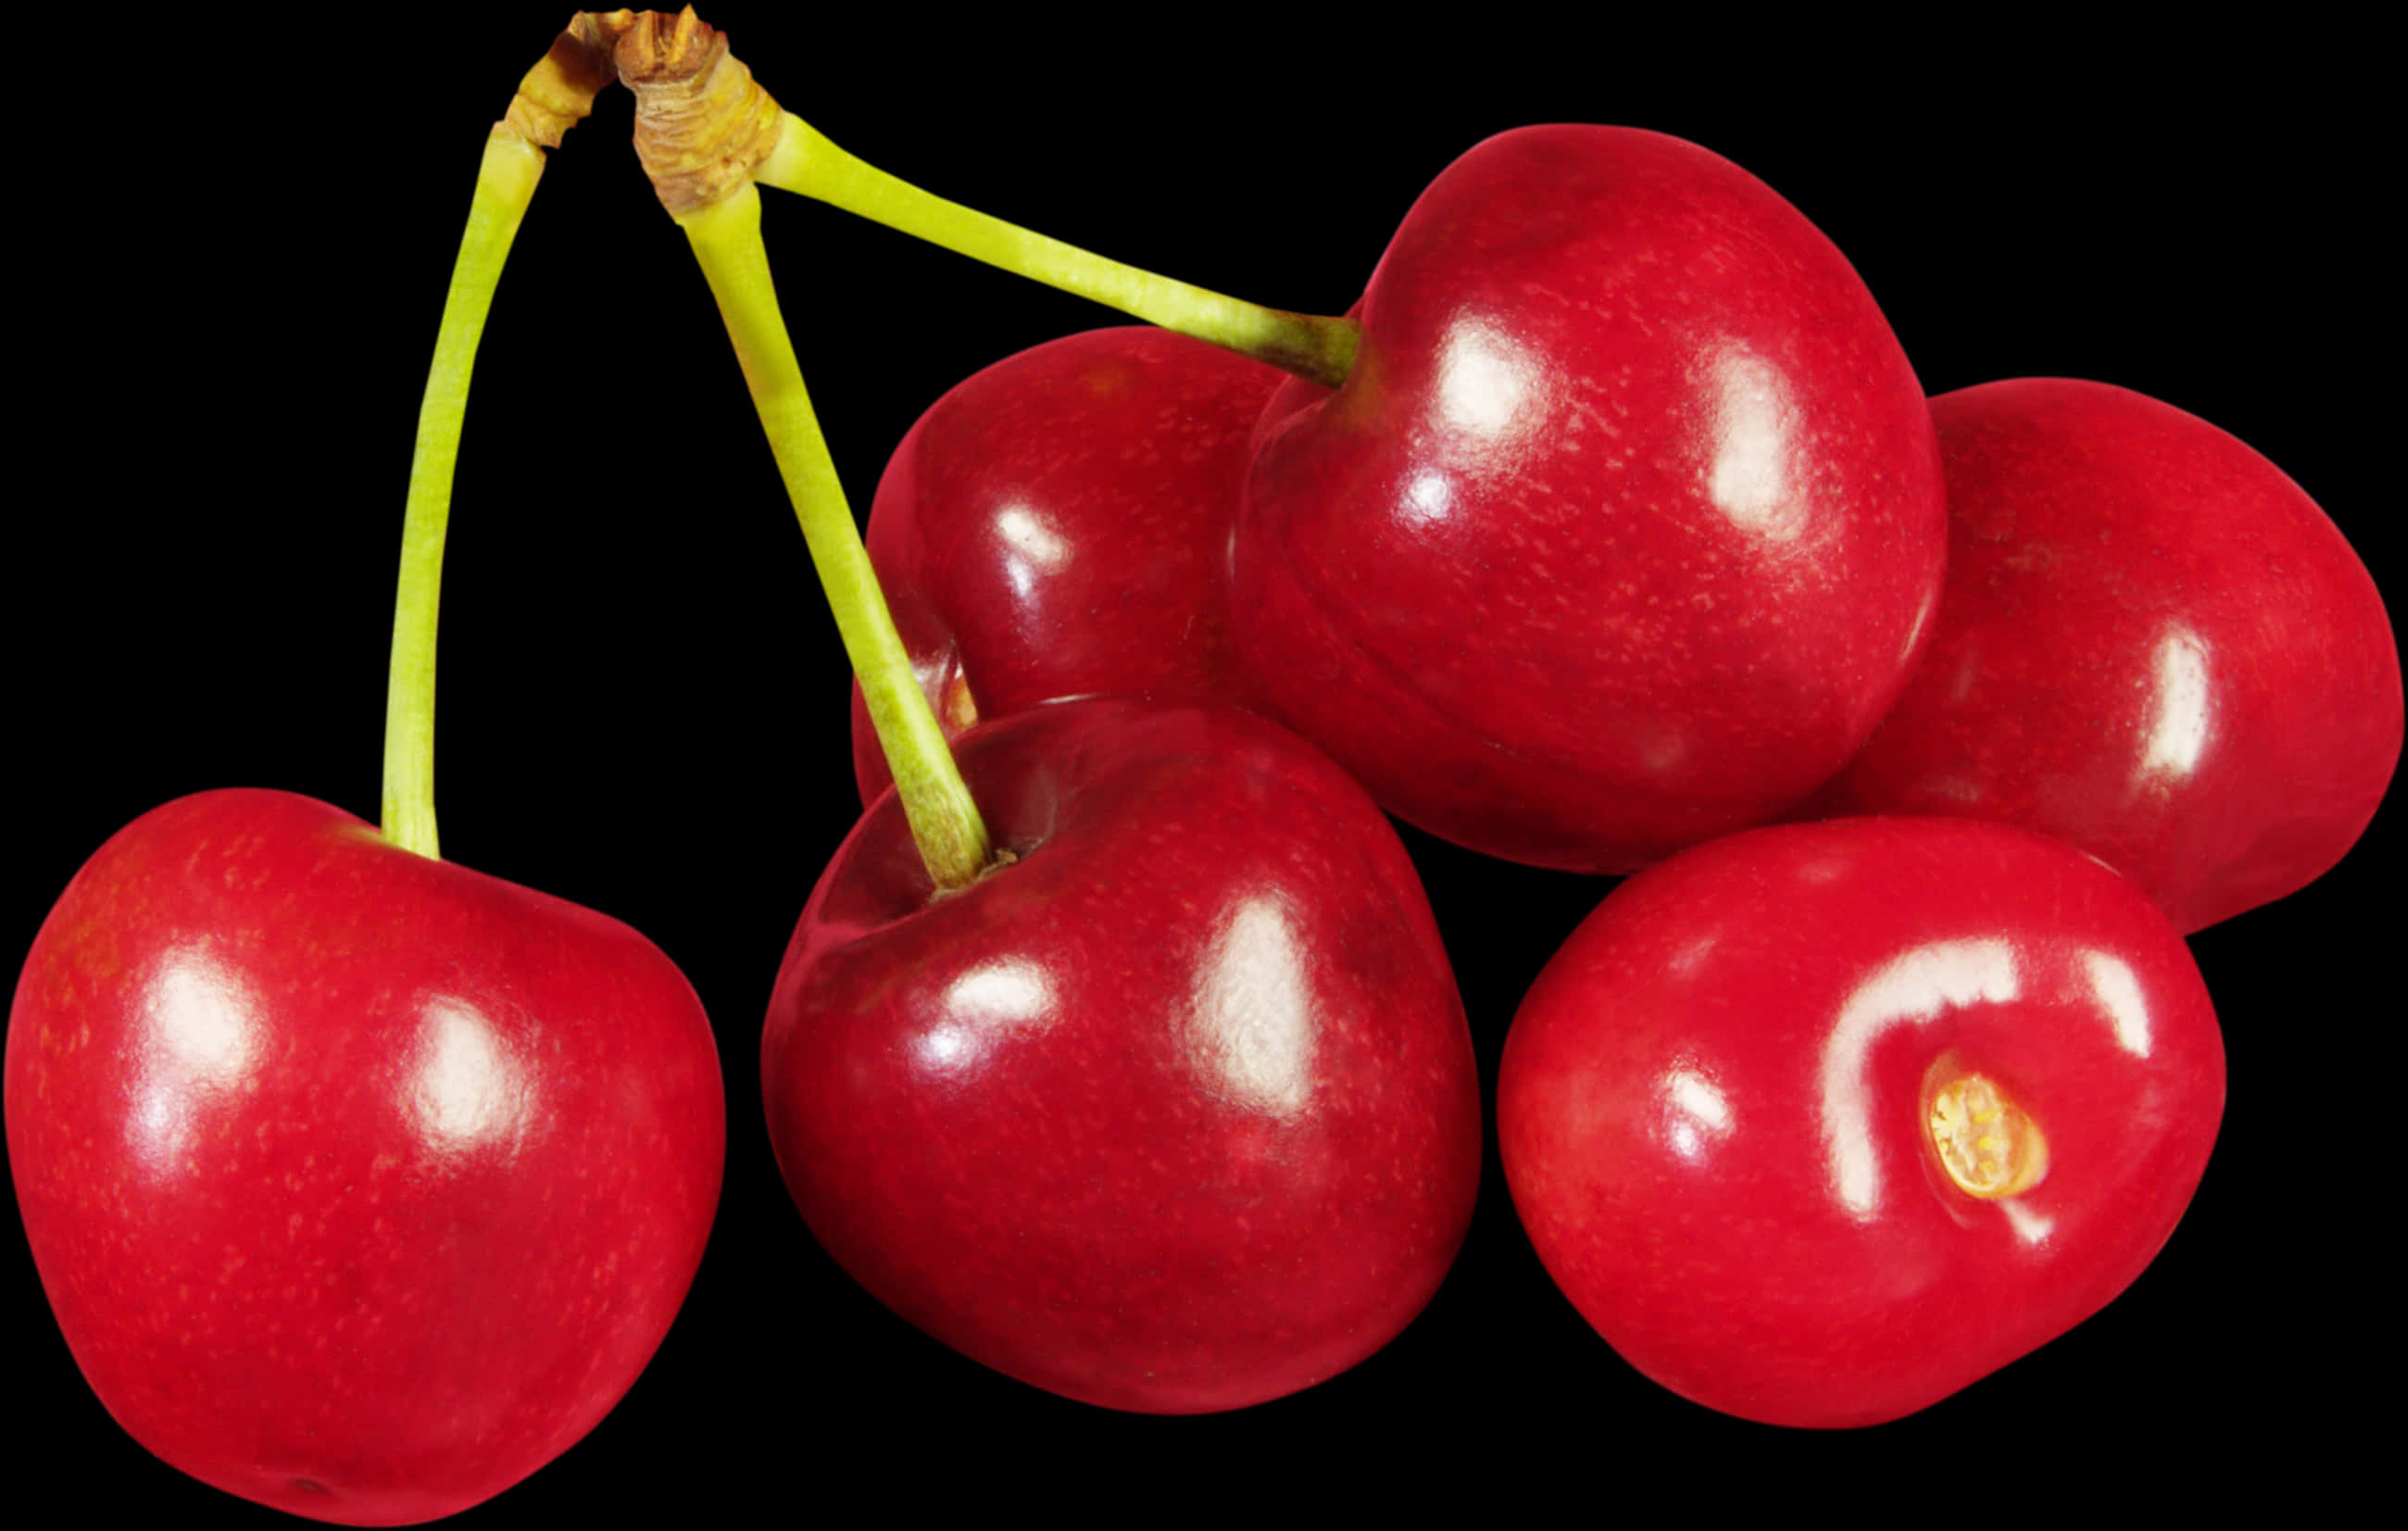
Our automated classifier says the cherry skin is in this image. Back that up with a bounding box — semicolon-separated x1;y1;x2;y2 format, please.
771;699;1481;1412
1498;815;2224;1428
1804;378;2402;932
1230;124;1948;874
851;327;1283;802
6;789;725;1525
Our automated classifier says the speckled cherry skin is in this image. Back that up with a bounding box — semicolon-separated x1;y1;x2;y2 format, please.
1499;816;2225;1428
771;699;1480;1412
1805;378;2402;932
1231;124;1948;874
6;789;724;1525
850;327;1284;802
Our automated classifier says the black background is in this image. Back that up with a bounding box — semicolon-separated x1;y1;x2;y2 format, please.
10;6;2389;1517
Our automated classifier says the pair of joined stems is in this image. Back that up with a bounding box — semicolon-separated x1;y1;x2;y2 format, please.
380;67;1357;888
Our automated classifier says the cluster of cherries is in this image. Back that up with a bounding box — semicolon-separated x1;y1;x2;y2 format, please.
820;125;2399;1429
6;10;2397;1525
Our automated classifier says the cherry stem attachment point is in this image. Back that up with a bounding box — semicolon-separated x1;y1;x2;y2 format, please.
755;114;1361;389
677;186;995;890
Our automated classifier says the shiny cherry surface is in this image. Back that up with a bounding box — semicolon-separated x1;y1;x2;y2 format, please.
1232;124;1947;873
770;699;1481;1412
6;789;725;1525
850;328;1283;801
1499;816;2225;1427
1807;378;2402;931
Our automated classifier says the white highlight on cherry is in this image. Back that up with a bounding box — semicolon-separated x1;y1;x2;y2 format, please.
995;502;1071;602
148;947;256;1084
920;960;1056;1072
413;1000;525;1150
1662;1065;1733;1162
2000;1198;2057;1248
2139;625;2212;783
1706;346;1805;545
2081;948;2154;1058
1434;319;1534;439
1404;468;1455;527
132;947;259;1167
1820;938;2020;1218
1190;897;1314;1117
1667;933;1721;977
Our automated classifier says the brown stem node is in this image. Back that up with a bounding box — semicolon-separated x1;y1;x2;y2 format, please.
499;11;637;149
615;6;784;215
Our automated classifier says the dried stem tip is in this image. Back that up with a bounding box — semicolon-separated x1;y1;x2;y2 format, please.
616;7;784;216
500;10;637;148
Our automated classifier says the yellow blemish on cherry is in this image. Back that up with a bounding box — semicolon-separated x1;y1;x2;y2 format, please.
1925;1064;2048;1198
942;674;980;734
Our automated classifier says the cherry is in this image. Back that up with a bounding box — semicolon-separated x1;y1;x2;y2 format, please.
779;699;1483;1411
1804;378;2402;931
1499;815;2225;1427
1228;126;1948;872
6;789;724;1524
6;30;724;1522
849;326;1281;802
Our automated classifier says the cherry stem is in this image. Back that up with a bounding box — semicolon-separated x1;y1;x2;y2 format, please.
379;132;545;860
380;16;626;860
754;114;1361;389
677;185;994;890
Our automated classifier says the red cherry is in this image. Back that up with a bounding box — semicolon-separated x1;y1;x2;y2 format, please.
769;700;1481;1412
1807;378;2402;931
1231;125;1947;873
1499;815;2224;1427
850;328;1283;802
6;789;724;1523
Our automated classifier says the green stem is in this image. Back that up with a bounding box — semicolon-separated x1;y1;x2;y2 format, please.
380;131;545;860
678;184;994;890
755;114;1360;389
